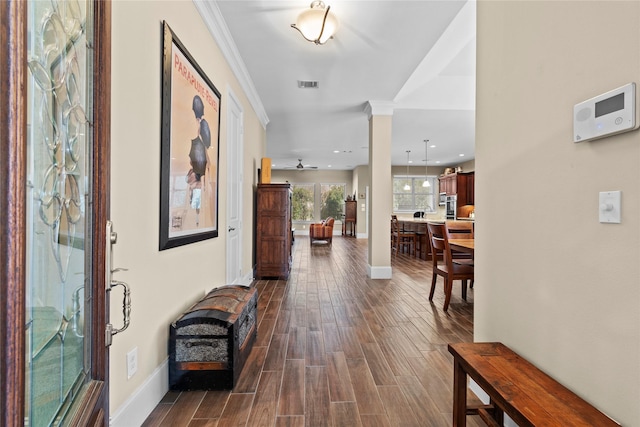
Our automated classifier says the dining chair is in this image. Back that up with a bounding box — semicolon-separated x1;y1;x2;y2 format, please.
391;216;416;256
445;220;474;239
445;220;474;267
391;215;398;247
427;222;474;311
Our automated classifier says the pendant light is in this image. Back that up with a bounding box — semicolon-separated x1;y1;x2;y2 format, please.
422;139;431;187
403;150;411;191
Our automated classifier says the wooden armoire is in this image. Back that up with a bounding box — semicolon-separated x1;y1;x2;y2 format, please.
255;184;292;279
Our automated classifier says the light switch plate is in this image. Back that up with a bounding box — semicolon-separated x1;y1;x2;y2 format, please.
599;191;621;223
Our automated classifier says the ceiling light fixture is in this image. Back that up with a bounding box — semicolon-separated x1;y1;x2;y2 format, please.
422;139;431;188
404;150;411;191
291;1;339;45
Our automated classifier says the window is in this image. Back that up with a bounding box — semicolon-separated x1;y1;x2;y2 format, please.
320;183;345;219
393;175;438;213
292;183;315;221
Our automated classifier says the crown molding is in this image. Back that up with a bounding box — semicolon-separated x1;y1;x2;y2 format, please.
364;101;396;119
194;1;269;129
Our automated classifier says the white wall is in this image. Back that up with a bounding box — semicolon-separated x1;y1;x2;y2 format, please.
476;1;640;425
109;0;265;421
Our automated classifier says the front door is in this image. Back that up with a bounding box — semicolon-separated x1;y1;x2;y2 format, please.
1;1;111;425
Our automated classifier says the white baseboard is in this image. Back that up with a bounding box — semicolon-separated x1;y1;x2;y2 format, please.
110;358;169;427
367;264;392;279
239;271;254;286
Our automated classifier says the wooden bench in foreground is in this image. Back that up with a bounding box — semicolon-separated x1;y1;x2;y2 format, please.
448;342;620;427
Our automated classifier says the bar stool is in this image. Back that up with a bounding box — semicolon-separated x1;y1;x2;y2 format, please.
391;216;417;256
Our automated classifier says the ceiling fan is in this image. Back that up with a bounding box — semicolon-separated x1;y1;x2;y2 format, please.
286;159;318;170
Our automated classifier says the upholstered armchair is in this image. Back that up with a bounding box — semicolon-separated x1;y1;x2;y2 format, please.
309;217;335;246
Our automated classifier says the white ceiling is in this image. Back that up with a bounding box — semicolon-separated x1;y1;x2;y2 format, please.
213;0;476;170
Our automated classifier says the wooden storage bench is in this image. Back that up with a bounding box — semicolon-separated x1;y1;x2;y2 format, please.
448;342;620;427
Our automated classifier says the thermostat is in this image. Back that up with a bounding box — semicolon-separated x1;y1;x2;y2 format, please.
573;82;638;142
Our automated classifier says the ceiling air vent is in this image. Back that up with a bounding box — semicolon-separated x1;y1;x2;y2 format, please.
297;80;319;89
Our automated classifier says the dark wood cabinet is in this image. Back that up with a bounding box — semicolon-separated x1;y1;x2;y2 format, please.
439;172;474;198
343;200;357;237
439;172;475;216
439;174;457;195
465;173;474;205
255;184;292;279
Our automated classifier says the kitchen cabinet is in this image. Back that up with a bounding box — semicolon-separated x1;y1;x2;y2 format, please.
465;173;474;205
439;171;475;213
439;174;457;195
439;172;472;197
255;184;292;279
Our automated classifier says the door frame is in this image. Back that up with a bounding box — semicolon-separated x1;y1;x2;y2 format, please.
0;1;112;425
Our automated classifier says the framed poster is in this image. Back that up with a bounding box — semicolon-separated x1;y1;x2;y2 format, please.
160;21;221;250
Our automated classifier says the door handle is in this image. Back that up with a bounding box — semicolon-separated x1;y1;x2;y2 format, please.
105;220;132;346
71;286;84;337
107;279;131;341
228;226;236;232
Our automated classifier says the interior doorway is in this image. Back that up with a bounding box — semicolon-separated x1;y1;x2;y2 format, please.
226;89;244;284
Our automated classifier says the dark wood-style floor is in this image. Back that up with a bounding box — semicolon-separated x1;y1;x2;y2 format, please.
142;236;481;427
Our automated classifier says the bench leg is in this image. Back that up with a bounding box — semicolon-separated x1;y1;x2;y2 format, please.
452;358;467;427
490;398;504;425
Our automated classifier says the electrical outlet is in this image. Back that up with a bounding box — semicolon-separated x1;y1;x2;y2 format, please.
127;347;138;379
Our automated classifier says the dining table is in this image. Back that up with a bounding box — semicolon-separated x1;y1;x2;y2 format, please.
449;238;474;300
448;239;474;255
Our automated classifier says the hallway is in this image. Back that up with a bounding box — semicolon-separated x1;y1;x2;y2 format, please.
143;236;480;426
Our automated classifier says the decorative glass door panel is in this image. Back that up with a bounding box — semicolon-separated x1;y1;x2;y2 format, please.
26;1;94;425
